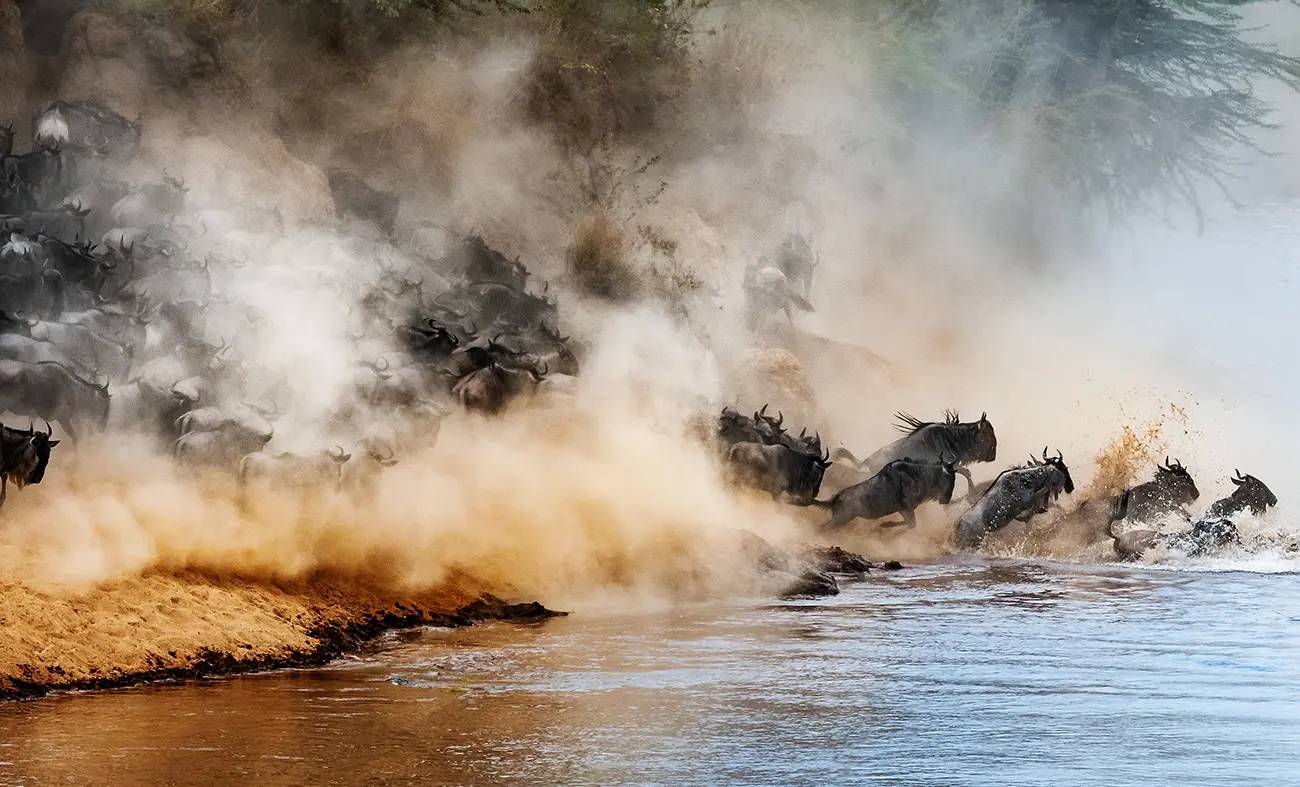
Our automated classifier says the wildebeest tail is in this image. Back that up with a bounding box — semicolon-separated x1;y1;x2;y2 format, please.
830;447;864;468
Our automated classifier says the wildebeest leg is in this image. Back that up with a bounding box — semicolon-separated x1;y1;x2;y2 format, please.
0;475;7;509
879;508;917;529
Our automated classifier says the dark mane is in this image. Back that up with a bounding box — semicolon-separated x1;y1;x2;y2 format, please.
892;409;964;435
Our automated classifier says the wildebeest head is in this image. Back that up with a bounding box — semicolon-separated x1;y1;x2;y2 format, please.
1039;447;1074;494
1155;457;1198;503
1228;470;1277;514
5;421;60;486
972;412;997;462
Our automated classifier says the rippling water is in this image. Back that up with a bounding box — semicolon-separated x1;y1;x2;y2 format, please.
2;558;1298;786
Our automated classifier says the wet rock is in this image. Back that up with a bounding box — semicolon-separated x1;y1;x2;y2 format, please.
802;545;871;575
880;560;904;571
740;531;844;598
779;568;839;599
458;594;568;623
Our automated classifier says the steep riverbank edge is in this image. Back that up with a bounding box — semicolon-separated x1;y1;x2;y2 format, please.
0;571;563;700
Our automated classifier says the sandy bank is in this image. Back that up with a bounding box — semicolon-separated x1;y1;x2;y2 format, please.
0;572;560;700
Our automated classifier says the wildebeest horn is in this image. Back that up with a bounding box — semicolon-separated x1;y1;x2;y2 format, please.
44;420;52;437
775;411;783;428
980;412;987;422
1055;449;1063;462
798;427;806;439
759;404;768;418
1043;446;1050;462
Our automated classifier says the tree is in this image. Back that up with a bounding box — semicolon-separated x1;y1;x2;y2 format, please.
865;0;1300;226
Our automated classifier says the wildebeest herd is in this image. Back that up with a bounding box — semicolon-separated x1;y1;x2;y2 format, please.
715;405;1283;561
0;99;1288;564
0;99;576;505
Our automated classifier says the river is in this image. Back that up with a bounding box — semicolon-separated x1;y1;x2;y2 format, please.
1;558;1297;786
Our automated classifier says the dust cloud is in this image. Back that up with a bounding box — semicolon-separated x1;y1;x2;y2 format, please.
1;0;1295;606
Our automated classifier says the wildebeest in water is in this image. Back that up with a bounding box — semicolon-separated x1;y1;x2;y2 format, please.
0;420;59;508
953;448;1074;549
804;455;958;530
834;410;997;488
1109;458;1199;525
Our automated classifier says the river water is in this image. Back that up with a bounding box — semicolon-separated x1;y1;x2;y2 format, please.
1;557;1297;786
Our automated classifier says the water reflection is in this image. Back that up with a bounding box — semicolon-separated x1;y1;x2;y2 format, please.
1;559;1298;786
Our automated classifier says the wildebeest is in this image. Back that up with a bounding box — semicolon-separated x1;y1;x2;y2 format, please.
25;202;91;242
1109;516;1243;562
238;446;352;490
1206;470;1277;519
806;456;957;529
0;312;132;380
0;421;59;508
0;360;111;439
835;411;997;486
773;232;816;297
32;101;141;159
953;448;1074;549
726;440;832;504
458;233;529;290
742;262;812;328
108;378;190;442
1109;458;1199;525
452;362;545;415
174;422;274;469
0;333;83;370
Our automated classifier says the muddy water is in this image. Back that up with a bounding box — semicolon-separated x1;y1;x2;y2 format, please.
1;559;1298;786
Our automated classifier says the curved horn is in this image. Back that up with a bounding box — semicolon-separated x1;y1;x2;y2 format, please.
45;420;52;437
759;404;768;418
775;411;784;428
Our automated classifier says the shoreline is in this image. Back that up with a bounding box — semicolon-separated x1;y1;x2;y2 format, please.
0;571;563;701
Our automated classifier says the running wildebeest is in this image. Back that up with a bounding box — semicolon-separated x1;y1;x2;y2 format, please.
953;448;1074;549
1109;458;1199;525
773;232;816;298
238;446;352;490
1109;517;1243;562
1109;470;1278;561
834;411;997;488
0;421;59;508
0;359;110;439
727;440;832;505
805;455;958;529
1206;470;1277;518
742;261;812;329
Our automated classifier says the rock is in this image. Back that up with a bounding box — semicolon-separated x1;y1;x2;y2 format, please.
143;26;218;88
458;594;568;623
802;545;871;575
880;561;904;571
739;531;845;599
725;347;816;425
779;569;839;599
328;168;400;234
77;12;132;59
0;0;31;120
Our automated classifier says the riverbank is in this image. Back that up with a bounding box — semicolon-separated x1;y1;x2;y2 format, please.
0;571;562;700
